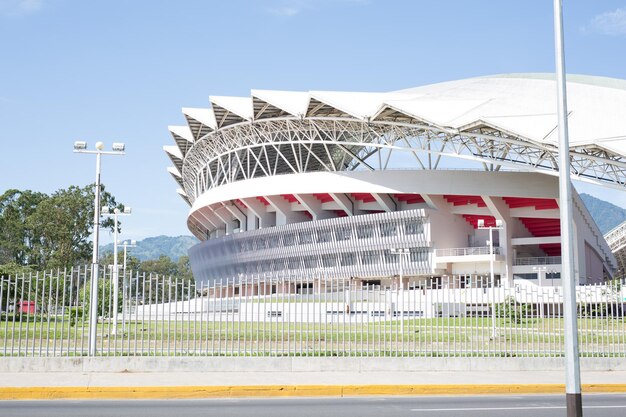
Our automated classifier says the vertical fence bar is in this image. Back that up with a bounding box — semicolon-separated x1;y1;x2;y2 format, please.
2;278;8;356
58;268;67;356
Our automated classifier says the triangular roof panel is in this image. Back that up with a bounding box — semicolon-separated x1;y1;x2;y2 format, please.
252;90;309;118
308;91;397;120
182;107;217;140
209;96;253;127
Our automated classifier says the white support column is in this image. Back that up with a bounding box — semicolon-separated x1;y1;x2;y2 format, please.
420;194;440;211
222;202;247;232
483;196;513;285
213;206;235;235
329;193;357;216
265;195;308;226
372;193;396;212
241;197;274;228
193;209;219;236
295;194;333;220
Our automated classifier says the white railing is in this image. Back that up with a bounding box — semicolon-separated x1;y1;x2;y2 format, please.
514;256;562;266
0;267;624;357
435;246;502;257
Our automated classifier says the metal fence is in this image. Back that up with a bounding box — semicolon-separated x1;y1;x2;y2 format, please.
0;267;624;357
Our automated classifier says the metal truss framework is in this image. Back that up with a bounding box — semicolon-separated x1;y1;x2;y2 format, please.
604;221;626;276
181;117;626;204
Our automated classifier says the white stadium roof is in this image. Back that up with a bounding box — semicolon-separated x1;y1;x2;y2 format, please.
167;73;626;206
182;73;626;148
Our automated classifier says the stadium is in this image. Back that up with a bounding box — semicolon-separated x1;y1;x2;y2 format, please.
164;74;626;289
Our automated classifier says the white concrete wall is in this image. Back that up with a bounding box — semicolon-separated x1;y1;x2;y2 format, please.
1;357;624;373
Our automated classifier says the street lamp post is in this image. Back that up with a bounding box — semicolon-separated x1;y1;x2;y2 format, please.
102;207;131;336
73;141;125;356
477;219;503;339
553;1;582;415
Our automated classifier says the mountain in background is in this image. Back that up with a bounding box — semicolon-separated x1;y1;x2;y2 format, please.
580;193;626;234
100;235;198;261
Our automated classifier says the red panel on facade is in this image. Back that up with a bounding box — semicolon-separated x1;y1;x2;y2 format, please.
235;199;247;208
444;195;487;207
519;218;561;237
394;193;425;204
462;214;496;229
281;194;299;204
503;197;559;210
256;196;270;206
313;193;334;203
351;193;376;203
333;209;348;217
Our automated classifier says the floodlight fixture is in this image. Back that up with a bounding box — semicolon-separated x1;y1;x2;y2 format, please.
123;207;132;214
95;141;105;151
112;142;125;152
74;141;87;150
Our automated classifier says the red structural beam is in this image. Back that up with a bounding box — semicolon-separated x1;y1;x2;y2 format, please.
519;217;561;237
333;209;348;217
462;214;496;228
444;195;487;207
394;193;425;204
351;193;376;203
503;197;559;210
281;194;300;204
313;193;334;203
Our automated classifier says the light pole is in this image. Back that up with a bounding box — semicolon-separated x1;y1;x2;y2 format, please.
73;141;125;356
477;219;503;339
102;207;132;336
553;1;582;415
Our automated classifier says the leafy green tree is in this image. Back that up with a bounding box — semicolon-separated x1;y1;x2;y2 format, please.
78;277;120;317
6;184;123;270
0;189;47;265
176;255;194;281
139;255;178;277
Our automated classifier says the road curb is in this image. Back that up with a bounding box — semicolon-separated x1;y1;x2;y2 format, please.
2;384;626;400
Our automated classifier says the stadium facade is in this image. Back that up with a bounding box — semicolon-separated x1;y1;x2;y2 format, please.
164;74;626;288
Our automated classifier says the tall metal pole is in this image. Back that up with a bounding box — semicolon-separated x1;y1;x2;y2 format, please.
112;209;119;335
553;1;582;415
88;152;102;356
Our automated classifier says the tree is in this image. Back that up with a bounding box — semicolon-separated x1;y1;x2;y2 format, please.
176;255;194;281
0;184;122;270
0;189;47;265
139;255;178;277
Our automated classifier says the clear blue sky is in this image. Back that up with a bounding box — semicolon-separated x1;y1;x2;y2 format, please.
1;0;626;244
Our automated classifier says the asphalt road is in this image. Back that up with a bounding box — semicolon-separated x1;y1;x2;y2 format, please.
2;394;626;417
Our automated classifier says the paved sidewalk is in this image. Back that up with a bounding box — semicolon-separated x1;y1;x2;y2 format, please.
1;370;625;387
